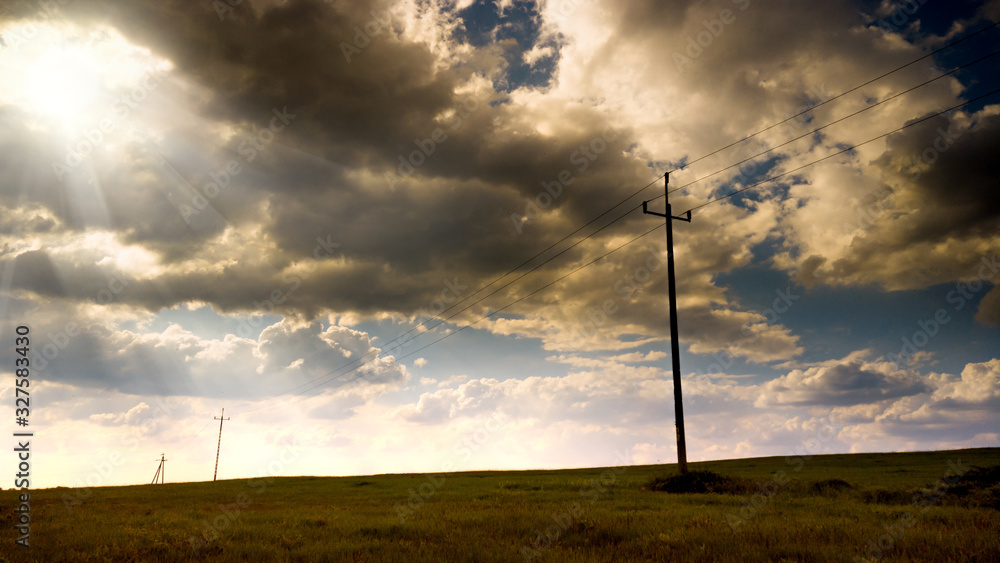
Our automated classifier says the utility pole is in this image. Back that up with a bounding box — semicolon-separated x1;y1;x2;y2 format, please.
642;172;690;474
213;408;230;481
151;453;167;484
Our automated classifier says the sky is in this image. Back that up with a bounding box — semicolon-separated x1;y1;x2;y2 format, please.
0;0;998;489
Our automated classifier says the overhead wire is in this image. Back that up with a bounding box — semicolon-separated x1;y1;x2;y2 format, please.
240;198;652;415
667;20;1000;174
645;47;1000;203
379;174;666;341
242;222;664;414
680;86;1000;215
236;173;667;406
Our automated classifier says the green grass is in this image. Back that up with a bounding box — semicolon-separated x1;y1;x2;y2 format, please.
1;448;997;562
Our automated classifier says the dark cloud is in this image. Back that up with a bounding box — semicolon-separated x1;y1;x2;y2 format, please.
11;250;64;296
758;361;931;407
804;112;1000;288
880;113;1000;242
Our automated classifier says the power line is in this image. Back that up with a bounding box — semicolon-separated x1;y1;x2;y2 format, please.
246;223;664;412
680;86;1000;215
396;201;646;337
179;419;215;447
239;175;674;412
384;174;665;340
245;175;665;404
647;47;1000;202
240;202;652;416
667;20;1000;174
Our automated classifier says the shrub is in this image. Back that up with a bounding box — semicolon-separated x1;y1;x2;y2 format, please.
808;478;854;496
946;466;1000;510
644;471;754;494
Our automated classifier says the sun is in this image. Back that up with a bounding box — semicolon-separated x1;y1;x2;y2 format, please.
0;23;105;128
0;22;171;131
22;46;102;122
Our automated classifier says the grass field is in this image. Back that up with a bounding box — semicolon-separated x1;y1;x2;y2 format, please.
1;447;997;562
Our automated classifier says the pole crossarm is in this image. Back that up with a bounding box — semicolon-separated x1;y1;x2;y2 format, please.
642;201;692;222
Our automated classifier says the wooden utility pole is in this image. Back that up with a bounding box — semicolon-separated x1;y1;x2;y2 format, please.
151;453;167;484
642;172;690;474
213;408;230;481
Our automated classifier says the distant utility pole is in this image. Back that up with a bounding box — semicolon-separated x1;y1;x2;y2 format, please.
642;172;690;474
213;408;231;481
151;453;167;485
